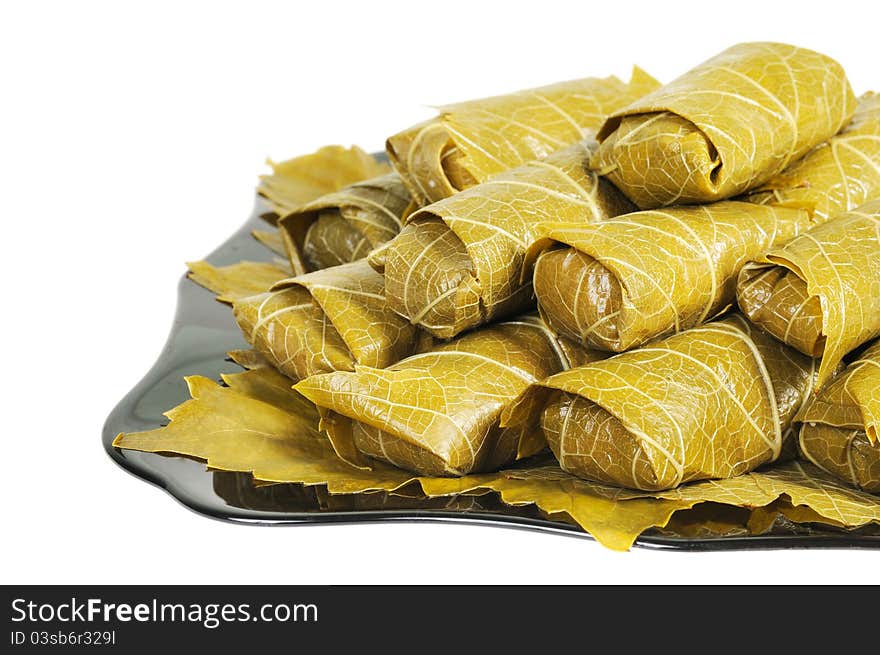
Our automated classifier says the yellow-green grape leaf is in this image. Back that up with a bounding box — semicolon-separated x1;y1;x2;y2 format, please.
424;466;778;550
278;172;413;275
252;229;287;256
655;503;753;539
747;498;848;534
737;200;880;387
373;138;636;339
294;315;605;476
114;362;879;550
798;341;880;491
750;461;880;526
593;42;856;208
745;93;880;221
503;316;818;490
113;365;418;494
466;472;694;552
187;259;291;303
232;259;420;382
258;145;388;220
387;67;660;205
530;201;809;352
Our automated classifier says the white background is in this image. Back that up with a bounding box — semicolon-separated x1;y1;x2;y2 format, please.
2;0;878;584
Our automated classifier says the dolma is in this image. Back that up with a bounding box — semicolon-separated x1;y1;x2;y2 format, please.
371;139;636;339
745;93;880;220
529;201;809;352
502;316;818;491
387;68;660;205
798;341;880;492
592;42;856;209
232;259;423;381
294;315;605;476
258;145;388;219
737;200;880;387
278;172;413;275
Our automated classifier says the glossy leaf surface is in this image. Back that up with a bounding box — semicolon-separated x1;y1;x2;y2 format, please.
257;145;388;219
374;139;635;339
233;260;421;381
295;315;604;476
593;42;856;208
278;173;412;275
187;259;291;303
745;93;880;220
503;316;818;490
531;201;809;351
737;200;880;386
387;68;660;205
798;341;880;492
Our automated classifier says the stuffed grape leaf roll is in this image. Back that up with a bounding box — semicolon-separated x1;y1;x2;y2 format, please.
371;138;636;339
744;93;880;220
798;341;880;492
592;42;856;209
529;201;809;352
387;68;660;205
232;260;424;381
294;315;605;476
278;172;413;275
502;316;818;491
737;199;880;387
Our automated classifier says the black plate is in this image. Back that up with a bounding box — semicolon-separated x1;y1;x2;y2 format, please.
103;199;880;551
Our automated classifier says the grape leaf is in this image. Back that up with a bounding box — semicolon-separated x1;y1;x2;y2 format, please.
387;68;660;205
529;200;809;352
593;42;856;208
798;341;880;491
187;259;291;303
278;172;413;275
737;199;880;387
258;145;388;219
745;93;880;221
372;138;635;339
252;229;286;256
233;259;423;382
113;365;418;493
294;315;605;475
502;316;818;490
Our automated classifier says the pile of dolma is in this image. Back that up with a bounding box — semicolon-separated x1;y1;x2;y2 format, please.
115;41;880;550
